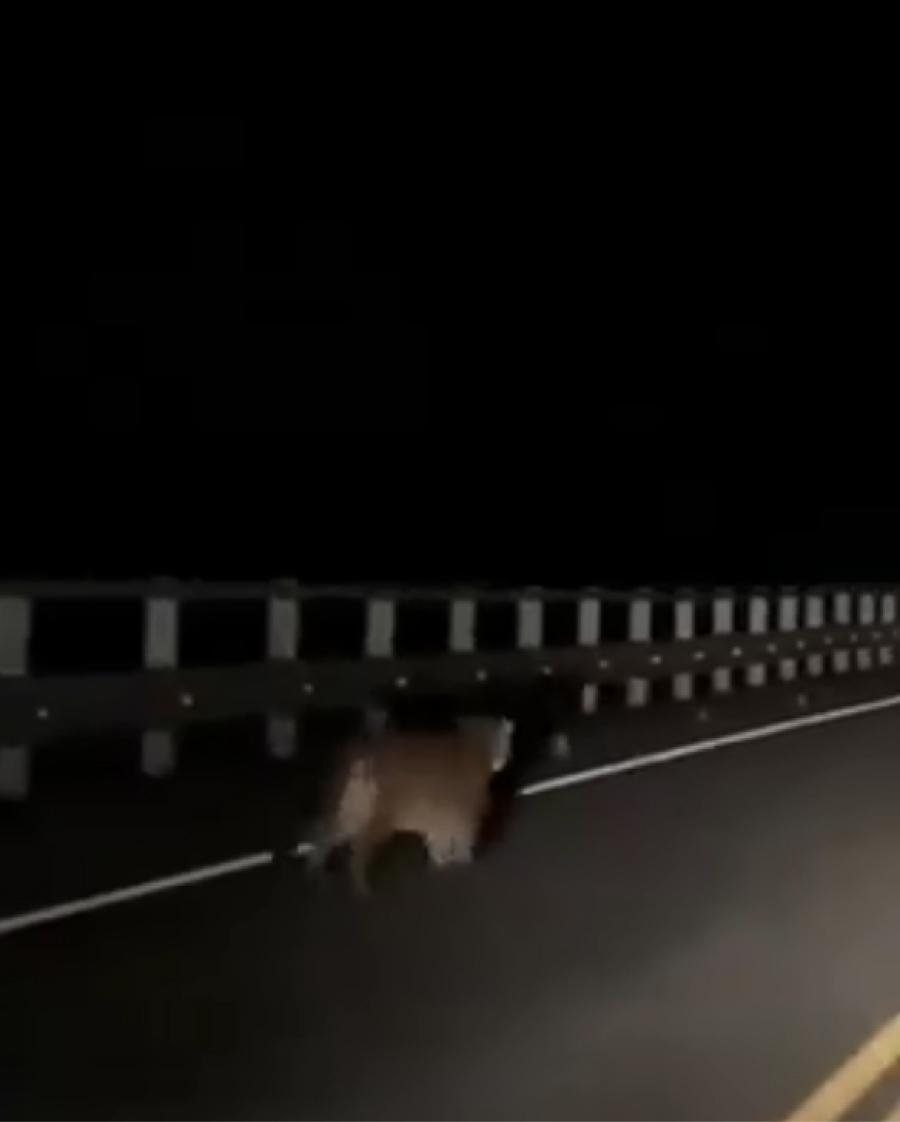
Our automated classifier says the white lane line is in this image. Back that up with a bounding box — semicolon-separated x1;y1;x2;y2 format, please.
2;693;899;937
0;847;308;937
520;692;900;797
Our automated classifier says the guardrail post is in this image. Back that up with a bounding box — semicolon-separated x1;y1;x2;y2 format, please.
626;592;651;707
747;589;769;687
266;715;297;761
856;590;875;671
833;590;852;673
0;595;31;676
267;582;299;660
516;592;543;650
0;596;33;799
0;745;29;799
363;705;389;737
142;586;178;777
577;592;601;712
777;589;799;681
673;591;695;701
266;581;300;759
141;729;176;778
449;596;476;653
804;590;825;677
365;597;395;658
879;590;897;666
144;589;179;669
712;589;735;694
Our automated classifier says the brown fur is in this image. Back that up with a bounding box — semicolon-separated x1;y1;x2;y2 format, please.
309;718;513;894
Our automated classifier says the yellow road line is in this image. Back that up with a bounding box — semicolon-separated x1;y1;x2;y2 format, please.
785;1013;900;1122
885;1092;900;1122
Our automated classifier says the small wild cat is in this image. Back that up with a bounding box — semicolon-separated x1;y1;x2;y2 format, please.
308;716;514;894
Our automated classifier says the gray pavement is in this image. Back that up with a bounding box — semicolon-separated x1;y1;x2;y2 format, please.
1;683;899;1118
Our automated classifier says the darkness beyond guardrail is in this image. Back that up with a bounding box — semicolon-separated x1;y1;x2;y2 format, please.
1;581;898;798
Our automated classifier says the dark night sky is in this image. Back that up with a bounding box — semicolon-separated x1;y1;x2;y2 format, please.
13;109;897;585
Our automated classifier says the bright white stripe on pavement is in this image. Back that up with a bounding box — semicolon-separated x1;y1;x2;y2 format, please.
1;694;899;937
520;692;900;797
0;848;308;937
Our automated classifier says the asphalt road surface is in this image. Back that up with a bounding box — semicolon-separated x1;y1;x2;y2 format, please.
1;678;899;1119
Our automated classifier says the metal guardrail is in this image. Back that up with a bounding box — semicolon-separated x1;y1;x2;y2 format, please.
1;582;898;798
0;580;897;603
